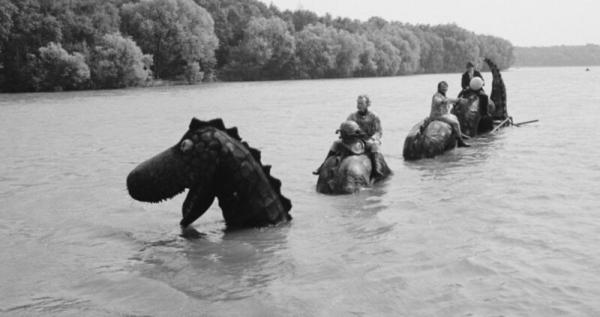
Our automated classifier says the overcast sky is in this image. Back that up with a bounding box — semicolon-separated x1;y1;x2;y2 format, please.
262;0;599;47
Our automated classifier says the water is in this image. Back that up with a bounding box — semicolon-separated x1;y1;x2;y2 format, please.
1;67;599;316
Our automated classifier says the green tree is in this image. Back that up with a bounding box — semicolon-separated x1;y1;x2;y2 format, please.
55;0;121;53
383;23;421;74
194;0;274;68
294;23;368;79
0;0;518;88
331;17;362;33
289;9;319;32
0;0;17;86
330;29;364;77
0;0;63;91
223;16;295;80
89;33;152;89
410;25;445;73
294;24;337;78
121;0;218;79
478;35;514;70
355;39;377;77
432;24;480;72
32;42;90;91
0;0;17;52
368;33;401;76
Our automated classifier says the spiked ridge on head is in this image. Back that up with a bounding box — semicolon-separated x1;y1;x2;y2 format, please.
484;58;501;78
226;127;241;140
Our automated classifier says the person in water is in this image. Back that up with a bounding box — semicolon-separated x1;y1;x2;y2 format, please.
347;95;381;146
312;120;369;175
460;62;490;115
461;61;483;91
346;95;388;178
429;81;470;147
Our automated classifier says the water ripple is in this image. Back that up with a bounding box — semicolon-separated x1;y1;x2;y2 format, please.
2;67;600;315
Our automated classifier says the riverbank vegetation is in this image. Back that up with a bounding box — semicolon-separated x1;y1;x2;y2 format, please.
514;44;600;67
0;0;515;92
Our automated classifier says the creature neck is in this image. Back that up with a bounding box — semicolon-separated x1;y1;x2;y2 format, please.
209;130;289;226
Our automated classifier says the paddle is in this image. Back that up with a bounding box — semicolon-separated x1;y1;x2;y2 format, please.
514;119;539;127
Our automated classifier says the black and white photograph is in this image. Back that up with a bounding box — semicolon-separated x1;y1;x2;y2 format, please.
1;0;599;315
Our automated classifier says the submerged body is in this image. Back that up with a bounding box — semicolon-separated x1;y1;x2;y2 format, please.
316;119;391;194
126;118;291;230
316;153;374;194
316;137;391;194
403;119;457;160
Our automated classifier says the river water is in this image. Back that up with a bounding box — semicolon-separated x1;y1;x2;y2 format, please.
1;67;599;316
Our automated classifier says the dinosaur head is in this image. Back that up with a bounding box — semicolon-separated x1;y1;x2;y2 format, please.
127;118;292;228
126;119;221;203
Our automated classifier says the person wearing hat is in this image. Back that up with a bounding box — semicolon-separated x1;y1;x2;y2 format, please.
461;61;483;90
312;120;368;175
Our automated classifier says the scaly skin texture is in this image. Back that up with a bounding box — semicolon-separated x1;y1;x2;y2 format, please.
316;155;372;194
127;118;291;229
486;58;508;120
403;118;456;160
315;141;392;194
451;94;482;137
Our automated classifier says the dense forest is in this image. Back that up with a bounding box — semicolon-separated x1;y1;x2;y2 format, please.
514;44;600;67
0;0;515;92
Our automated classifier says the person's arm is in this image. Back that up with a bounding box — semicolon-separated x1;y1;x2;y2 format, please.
461;73;469;89
433;94;449;105
371;115;382;141
446;97;461;104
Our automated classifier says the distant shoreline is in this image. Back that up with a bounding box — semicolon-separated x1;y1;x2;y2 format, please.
2;65;595;95
513;44;600;67
510;65;598;68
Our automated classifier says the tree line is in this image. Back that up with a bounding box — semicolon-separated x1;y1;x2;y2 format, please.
0;0;515;92
514;44;600;67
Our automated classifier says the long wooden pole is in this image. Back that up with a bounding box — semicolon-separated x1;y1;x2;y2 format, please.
514;119;539;127
491;117;511;134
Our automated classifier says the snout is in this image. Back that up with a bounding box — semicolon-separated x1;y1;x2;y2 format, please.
127;147;187;202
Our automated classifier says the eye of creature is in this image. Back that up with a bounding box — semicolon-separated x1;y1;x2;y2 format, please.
180;139;194;152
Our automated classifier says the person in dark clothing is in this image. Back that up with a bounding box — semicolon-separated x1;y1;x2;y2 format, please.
346;95;388;179
312;95;391;180
460;62;490;116
461;61;483;90
347;95;381;149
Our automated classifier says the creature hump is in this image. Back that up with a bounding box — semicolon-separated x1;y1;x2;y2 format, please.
189;118;292;214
